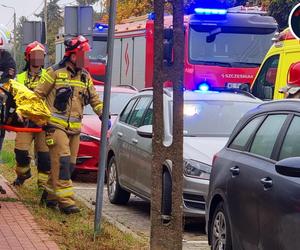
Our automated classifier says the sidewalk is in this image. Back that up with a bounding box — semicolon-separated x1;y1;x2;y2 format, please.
0;176;60;250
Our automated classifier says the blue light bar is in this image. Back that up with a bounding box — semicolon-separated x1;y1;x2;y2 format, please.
148;12;156;20
194;8;227;15
94;23;108;31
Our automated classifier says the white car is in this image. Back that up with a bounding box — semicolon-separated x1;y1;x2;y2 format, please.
106;88;262;217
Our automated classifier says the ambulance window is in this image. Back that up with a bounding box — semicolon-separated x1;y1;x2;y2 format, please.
252;55;279;100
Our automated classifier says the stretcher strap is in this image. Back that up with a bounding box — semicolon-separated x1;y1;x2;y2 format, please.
0;125;42;133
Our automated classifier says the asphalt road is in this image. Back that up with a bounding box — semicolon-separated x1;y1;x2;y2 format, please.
73;173;209;250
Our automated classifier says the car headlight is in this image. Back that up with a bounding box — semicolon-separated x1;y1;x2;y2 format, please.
80;133;100;142
183;159;211;180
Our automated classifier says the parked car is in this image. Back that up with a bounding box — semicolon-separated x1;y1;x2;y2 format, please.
106;88;262;217
206;99;300;250
74;85;137;176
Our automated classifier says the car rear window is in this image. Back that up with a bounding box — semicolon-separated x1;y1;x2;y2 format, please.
229;116;264;151
250;115;287;159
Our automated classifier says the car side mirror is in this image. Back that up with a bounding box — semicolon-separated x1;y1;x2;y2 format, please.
275;157;300;178
137;125;153;138
263;86;273;100
239;83;250;92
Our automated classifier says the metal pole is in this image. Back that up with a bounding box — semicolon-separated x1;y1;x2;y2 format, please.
94;0;117;236
44;0;48;44
13;11;16;62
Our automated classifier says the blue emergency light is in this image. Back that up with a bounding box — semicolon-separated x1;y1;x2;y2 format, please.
194;8;227;15
94;23;108;32
197;83;210;92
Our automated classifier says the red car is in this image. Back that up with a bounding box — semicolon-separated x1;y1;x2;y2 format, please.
74;85;137;177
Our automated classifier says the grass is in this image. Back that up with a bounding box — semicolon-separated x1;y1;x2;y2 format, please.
0;140;147;250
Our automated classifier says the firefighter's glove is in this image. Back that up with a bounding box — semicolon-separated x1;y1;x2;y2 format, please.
99;114;112;130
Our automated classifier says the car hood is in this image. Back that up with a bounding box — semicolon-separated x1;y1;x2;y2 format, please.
81;115;118;138
183;137;228;165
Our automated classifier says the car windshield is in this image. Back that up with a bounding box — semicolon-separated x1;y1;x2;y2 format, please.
87;39;107;62
170;100;259;137
84;91;135;115
189;26;275;66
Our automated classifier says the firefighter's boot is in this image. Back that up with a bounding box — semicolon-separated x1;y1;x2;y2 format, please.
60;205;80;215
13;170;32;186
40;190;58;209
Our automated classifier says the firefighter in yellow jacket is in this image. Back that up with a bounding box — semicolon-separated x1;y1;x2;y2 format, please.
35;36;104;214
13;41;51;188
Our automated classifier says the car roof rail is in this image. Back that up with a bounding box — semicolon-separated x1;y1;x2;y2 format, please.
115;84;138;91
210;87;257;99
139;87;172;97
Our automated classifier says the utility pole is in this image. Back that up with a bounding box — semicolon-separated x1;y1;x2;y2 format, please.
151;0;184;248
44;0;48;44
13;11;16;62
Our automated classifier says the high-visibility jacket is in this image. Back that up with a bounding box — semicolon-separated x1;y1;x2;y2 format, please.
34;62;103;134
16;69;46;90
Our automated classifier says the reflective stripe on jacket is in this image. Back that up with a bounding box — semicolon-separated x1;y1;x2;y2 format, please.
34;62;103;134
16;69;46;90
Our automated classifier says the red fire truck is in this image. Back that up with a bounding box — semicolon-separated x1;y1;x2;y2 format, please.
55;23;108;85
112;7;278;90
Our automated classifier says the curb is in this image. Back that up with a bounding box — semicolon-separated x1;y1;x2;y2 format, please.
75;193;147;242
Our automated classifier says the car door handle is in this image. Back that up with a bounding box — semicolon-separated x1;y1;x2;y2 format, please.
230;166;240;176
117;132;123;137
260;177;273;189
132;138;138;144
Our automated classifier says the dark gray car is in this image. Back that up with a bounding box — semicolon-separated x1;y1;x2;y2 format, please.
206;99;300;250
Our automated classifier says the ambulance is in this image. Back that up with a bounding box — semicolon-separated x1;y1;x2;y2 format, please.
251;28;300;100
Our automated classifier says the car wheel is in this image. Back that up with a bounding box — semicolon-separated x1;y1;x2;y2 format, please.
211;202;232;250
161;171;172;219
107;156;130;204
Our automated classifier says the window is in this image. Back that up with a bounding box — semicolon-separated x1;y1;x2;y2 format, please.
229;116;264;150
279;116;300;160
128;97;151;127
142;101;153;126
250;115;287;159
252;55;280;100
119;98;137;123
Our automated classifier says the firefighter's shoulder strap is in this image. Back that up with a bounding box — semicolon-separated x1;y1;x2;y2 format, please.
52;63;64;73
81;68;91;104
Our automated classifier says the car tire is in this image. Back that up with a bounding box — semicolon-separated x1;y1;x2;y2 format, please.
210;202;232;250
161;171;172;218
107;156;130;204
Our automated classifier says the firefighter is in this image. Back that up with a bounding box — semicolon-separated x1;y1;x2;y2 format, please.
0;38;16;159
34;35;105;214
13;41;51;188
279;62;300;99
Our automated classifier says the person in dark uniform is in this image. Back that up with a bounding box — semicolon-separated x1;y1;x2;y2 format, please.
0;37;16;194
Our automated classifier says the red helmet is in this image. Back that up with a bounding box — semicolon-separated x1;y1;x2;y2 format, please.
64;35;91;57
25;41;46;61
288;62;300;87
